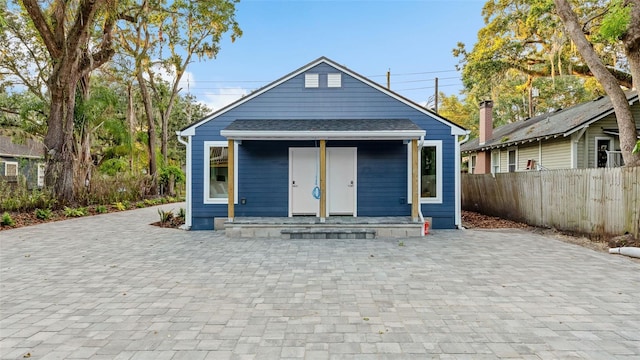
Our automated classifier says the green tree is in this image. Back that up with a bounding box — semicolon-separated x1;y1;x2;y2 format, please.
17;0;134;203
554;0;640;166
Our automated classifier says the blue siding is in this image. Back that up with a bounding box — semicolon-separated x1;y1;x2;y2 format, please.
189;62;460;230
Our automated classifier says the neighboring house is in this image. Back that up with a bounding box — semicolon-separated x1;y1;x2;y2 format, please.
177;57;469;230
0;134;46;189
462;91;640;173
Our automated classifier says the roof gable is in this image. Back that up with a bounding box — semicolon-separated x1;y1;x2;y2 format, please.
180;56;467;136
462;91;639;152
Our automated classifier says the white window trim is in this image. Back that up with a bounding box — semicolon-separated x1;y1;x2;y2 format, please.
491;150;500;174
327;73;342;88
203;141;238;204
470;155;476;174
305;73;319;88
507;148;517;172
4;161;18;176
37;163;45;187
594;136;613;168
407;140;443;204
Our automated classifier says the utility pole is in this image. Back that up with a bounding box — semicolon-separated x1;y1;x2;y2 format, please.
386;69;390;89
434;77;439;113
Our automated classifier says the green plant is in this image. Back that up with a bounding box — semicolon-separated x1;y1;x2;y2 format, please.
158;209;174;224
1;212;15;227
114;202;126;211
177;207;186;219
64;206;87;217
96;205;108;213
35;208;53;220
144;198;158;206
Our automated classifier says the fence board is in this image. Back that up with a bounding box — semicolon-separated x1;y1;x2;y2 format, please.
462;167;640;238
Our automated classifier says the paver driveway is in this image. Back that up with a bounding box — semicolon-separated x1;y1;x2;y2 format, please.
1;205;639;359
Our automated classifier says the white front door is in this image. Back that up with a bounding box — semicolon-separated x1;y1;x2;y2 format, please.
327;147;357;216
290;148;319;215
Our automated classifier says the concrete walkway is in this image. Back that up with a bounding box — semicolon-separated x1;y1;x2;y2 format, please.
1;205;639;359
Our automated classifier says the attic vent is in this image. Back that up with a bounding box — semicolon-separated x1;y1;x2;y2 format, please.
305;73;319;88
327;73;342;88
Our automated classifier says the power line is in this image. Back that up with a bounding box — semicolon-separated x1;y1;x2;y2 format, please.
366;69;458;78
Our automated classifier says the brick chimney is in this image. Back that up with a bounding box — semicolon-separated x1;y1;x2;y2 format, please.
479;100;493;145
475;100;494;174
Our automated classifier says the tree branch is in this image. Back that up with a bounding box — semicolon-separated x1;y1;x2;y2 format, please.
19;0;61;58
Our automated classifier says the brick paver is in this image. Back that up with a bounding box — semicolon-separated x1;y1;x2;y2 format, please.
1;205;639;359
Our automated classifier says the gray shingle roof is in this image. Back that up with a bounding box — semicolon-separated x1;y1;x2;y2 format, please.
461;91;639;153
0;135;44;158
224;119;422;132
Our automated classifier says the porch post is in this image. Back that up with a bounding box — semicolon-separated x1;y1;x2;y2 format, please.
411;139;419;221
319;139;327;222
227;139;235;222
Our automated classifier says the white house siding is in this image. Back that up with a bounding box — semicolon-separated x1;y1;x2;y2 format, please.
517;142;540;170
540;137;572;169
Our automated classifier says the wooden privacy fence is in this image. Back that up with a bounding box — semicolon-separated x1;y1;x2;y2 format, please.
462;167;640;238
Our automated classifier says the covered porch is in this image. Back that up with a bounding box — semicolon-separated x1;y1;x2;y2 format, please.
220;119;427;231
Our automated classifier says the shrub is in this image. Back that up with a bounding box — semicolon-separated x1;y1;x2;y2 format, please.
1;212;15;227
0;181;56;212
35;208;53;220
177;207;186;219
96;205;108;213
64;206;87;217
114;202;127;211
158;209;174;224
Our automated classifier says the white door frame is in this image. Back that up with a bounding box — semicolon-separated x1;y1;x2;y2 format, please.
326;147;357;217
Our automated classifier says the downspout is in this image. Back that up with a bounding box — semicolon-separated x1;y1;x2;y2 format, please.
176;132;192;229
456;131;471;229
418;136;425;234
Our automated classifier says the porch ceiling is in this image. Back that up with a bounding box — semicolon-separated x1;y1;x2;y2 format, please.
220;119;426;140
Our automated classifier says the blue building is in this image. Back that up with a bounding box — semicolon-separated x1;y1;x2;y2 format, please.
177;57;468;231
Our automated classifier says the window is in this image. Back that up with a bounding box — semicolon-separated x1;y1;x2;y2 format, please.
204;141;237;204
407;140;442;204
37;163;45;187
327;73;342;88
470;155;476;174
508;150;516;172
491;150;500;174
305;73;319;88
4;161;18;176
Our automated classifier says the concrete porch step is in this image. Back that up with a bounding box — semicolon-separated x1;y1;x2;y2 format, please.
281;228;376;240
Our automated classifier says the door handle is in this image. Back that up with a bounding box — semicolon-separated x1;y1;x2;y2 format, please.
348;180;354;187
292;180;297;187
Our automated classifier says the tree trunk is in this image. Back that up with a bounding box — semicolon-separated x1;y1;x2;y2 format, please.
76;74;93;196
622;0;640;91
44;64;80;204
161;111;168;165
554;0;640;167
137;70;158;195
127;83;136;172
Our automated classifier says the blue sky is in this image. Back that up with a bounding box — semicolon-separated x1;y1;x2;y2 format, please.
183;0;486;110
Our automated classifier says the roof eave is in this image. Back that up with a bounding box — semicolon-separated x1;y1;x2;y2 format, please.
219;129;426;140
